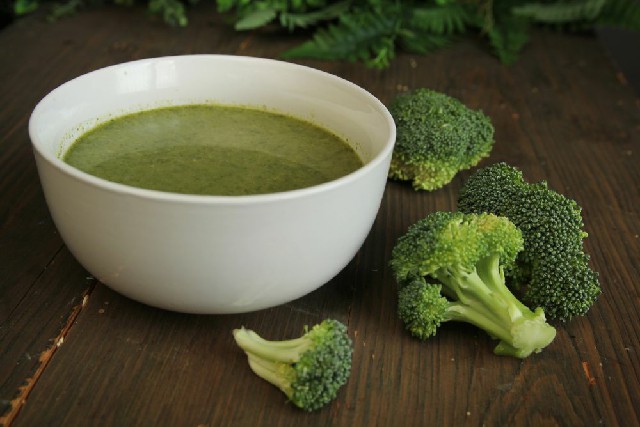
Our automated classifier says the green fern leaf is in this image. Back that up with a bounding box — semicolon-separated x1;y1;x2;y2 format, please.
513;0;607;23
596;0;640;29
281;8;401;68
279;0;351;30
217;0;251;13
487;16;530;64
398;31;454;54
148;0;188;26
13;0;39;15
235;8;277;29
408;4;472;34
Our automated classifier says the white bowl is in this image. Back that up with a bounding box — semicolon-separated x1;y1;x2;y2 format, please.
29;55;396;314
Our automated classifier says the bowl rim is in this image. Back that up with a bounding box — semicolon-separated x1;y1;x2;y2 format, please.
29;54;396;205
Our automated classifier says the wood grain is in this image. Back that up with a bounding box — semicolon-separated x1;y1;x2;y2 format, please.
1;4;639;426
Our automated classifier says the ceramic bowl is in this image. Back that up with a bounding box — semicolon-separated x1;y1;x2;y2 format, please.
29;55;396;314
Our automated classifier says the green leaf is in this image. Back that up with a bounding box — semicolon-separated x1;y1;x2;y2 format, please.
595;0;640;29
148;0;188;27
279;0;352;31
235;8;277;30
217;0;252;13
281;8;401;69
13;0;39;15
487;16;530;64
214;0;640;68
408;4;472;34
398;30;453;54
513;0;607;23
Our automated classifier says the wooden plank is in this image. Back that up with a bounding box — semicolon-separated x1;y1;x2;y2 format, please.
0;248;93;424
0;3;638;426
0;10;100;422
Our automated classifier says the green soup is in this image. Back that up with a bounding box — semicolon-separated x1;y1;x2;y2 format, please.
63;104;363;196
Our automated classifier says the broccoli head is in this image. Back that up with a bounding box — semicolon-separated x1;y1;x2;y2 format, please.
391;211;556;358
457;162;601;321
388;88;495;191
232;319;353;411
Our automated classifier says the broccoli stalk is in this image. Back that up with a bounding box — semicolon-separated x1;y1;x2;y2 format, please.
232;319;353;411
392;211;556;358
388;88;495;191
457;162;601;321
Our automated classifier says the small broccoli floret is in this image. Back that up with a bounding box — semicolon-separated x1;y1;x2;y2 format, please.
457;162;601;321
391;211;556;358
388;88;495;191
232;319;353;411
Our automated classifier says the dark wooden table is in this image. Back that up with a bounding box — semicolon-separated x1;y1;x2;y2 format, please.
1;5;639;426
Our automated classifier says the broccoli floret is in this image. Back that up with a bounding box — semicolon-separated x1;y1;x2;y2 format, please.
232;319;353;411
388;88;495;191
457;162;601;321
391;211;556;358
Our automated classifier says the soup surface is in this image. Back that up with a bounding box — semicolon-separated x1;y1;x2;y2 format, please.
63;104;363;196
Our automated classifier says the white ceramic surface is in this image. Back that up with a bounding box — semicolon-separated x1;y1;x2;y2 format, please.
29;55;396;314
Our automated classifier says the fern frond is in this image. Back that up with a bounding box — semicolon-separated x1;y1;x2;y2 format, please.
217;0;252;13
148;0;188;26
235;8;277;29
596;0;640;29
407;4;472;34
487;16;530;64
398;30;454;54
281;8;402;68
13;0;39;14
279;0;352;30
512;0;607;23
472;0;497;33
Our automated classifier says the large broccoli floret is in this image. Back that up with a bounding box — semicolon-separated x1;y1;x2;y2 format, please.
232;319;353;411
391;211;556;358
388;88;495;191
457;162;601;321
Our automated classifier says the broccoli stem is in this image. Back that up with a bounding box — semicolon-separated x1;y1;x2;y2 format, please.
476;254;534;317
434;254;556;358
492;308;557;358
438;271;517;344
246;353;294;397
233;328;313;363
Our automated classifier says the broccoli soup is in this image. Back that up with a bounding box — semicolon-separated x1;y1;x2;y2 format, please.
63;104;363;196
